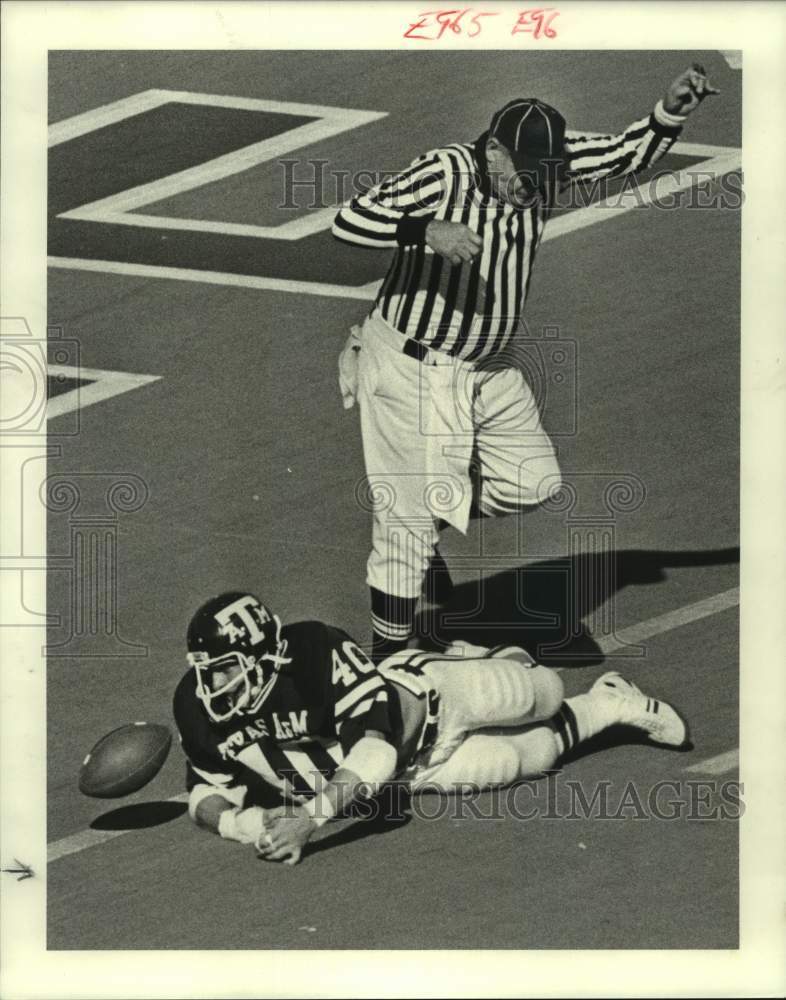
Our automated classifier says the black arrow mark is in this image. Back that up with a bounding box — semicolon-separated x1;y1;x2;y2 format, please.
2;860;34;881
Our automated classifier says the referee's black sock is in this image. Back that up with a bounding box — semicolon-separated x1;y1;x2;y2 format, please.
370;587;417;663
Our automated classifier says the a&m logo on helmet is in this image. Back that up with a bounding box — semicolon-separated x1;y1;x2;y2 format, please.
213;594;272;646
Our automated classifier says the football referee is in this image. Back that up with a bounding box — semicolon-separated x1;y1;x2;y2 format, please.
333;64;719;662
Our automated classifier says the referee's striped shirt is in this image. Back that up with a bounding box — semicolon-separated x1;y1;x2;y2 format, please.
332;104;683;363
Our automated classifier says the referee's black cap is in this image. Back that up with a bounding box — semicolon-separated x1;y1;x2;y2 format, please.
489;98;567;185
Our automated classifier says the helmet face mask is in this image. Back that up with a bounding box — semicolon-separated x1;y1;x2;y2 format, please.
186;592;291;724
188;649;258;722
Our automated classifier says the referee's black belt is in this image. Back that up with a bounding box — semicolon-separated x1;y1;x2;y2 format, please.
402;338;431;363
402;337;480;370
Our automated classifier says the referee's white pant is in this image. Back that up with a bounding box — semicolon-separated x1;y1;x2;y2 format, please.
357;310;562;599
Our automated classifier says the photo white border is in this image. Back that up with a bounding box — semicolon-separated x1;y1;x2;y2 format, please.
2;2;785;997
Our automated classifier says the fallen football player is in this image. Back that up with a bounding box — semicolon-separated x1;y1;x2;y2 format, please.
174;591;689;865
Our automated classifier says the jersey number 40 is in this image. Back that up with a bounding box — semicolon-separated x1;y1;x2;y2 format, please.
331;641;376;688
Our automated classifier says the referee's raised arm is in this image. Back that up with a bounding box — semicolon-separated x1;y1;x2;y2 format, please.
564;63;721;184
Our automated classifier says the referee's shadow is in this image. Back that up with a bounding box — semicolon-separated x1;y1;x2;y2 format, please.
413;545;739;667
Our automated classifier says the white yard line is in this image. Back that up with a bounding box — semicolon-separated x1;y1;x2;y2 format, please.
47;585;740;865
595;587;739;655
683;749;739;775
47;793;190;863
542;151;742;246
66;206;340;242
668;140;737;158
46;256;379;301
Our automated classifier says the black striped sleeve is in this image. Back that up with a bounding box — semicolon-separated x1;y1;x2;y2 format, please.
564;105;683;183
332;151;448;248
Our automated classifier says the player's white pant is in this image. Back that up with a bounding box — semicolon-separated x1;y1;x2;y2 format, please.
410;724;560;791
385;652;564;791
357;310;561;599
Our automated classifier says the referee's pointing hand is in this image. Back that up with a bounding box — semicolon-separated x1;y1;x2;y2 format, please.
426;220;483;266
663;63;720;117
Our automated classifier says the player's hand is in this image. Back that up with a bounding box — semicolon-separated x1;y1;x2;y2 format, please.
233;806;269;845
663;63;720;117
425;220;482;266
255;805;316;866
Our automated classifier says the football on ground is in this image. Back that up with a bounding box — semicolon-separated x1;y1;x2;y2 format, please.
79;722;172;798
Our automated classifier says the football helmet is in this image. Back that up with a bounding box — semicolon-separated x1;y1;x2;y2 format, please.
186;591;291;723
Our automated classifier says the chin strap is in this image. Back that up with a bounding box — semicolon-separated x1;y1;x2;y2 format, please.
261;636;292;671
246;636;292;714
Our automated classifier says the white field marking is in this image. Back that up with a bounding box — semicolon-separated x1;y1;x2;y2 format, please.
683;749;739;775
594;587;739;656
71;205;342;242
46;256;378;301
47;365;162;420
541;150;742;246
47;793;190;864
549;586;739;672
50;89;387;241
48;89;164;146
669;140;738;158
47;584;740;865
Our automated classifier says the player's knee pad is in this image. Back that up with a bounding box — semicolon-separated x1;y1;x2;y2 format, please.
422;733;528;791
468;727;559;787
510;725;560;777
528;665;564;722
476;739;527;788
466;659;562;726
476;658;538;722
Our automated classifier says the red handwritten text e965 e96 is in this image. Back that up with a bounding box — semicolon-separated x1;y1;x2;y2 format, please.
404;8;560;41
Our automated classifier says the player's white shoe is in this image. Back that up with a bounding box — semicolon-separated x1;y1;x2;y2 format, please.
591;672;688;747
